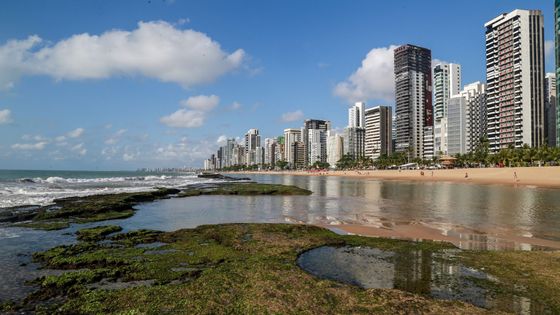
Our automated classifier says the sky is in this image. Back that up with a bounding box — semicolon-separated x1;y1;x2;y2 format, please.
0;0;556;170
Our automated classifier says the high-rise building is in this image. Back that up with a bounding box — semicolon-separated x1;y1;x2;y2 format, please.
348;102;365;128
283;128;301;168
302;119;331;165
364;106;393;160
447;82;488;155
545;73;557;147
326;131;344;168
264;138;278;166
291;141;305;169
308;129;327;165
485;9;545;152
344;127;365;159
244;128;261;165
556;0;560;146
433;63;461;155
394;44;433;160
463;82;488;152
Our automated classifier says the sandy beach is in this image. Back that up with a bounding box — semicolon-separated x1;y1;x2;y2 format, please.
229;166;560;189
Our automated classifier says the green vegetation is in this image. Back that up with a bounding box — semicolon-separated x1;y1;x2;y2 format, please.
11;223;559;314
178;183;312;197
76;225;123;242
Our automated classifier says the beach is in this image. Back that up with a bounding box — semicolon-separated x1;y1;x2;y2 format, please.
228;166;560;189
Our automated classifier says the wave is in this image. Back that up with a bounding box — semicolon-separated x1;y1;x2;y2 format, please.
0;174;228;208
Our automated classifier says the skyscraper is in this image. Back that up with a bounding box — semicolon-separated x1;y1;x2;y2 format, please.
394;44;433;160
556;0;560;146
283;128;301;168
343;127;365;159
348;102;365;128
485;9;545;152
433;63;461;155
447;82;487;155
326;131;344;168
302;119;331;165
364;106;392;160
545;73;557;147
244;128;261;165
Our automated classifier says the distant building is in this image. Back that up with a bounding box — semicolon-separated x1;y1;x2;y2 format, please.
485;9;545;152
264;138;277;166
302;119;331;165
327;131;344;168
545;73;557;147
244;128;261;165
344;127;365;159
308;129;327;165
447;96;467;155
348;102;365;128
283;128;301;168
291;141;306;169
394;44;433;160
364;106;392;160
433;63;461;155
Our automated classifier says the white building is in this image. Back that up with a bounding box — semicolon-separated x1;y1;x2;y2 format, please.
433;63;461;155
448;82;488;155
327;131;344;168
308;129;327;165
244;128;261;166
283;128;301;168
348;102;365;128
485;9;545;152
344;127;365;159
364;106;393;160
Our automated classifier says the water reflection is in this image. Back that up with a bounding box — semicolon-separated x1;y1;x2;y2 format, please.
297;246;549;314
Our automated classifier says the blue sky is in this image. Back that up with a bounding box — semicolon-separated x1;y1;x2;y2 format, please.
0;0;555;170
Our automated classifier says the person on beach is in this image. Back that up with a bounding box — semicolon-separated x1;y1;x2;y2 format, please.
465;172;468;179
514;171;518;182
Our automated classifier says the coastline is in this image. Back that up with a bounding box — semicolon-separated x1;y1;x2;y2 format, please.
226;166;560;189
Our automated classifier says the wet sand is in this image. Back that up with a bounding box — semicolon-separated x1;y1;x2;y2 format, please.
230;166;560;189
326;223;560;250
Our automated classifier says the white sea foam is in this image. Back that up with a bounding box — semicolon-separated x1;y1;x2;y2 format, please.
0;173;222;208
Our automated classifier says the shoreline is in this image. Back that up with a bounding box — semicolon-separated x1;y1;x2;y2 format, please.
226;166;560;189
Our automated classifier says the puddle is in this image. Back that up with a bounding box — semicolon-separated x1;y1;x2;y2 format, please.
297;246;551;314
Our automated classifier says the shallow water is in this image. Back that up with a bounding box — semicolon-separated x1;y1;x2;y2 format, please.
297;245;550;314
1;174;560;303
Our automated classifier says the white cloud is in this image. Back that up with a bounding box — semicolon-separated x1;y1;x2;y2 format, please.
281;110;304;123
0;109;12;124
67;127;84;138
180;94;219;111
123;153;135;161
334;45;398;103
71;143;87;156
545;40;554;59
12;141;48;150
105;129;127;145
160;109;205;128
229;101;241;110
0;21;245;90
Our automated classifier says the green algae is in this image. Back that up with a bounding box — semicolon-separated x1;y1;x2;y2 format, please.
178;183;312;197
18;224;497;314
76;225;123;242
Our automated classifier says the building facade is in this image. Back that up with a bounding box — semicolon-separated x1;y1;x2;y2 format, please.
283;128;301;168
556;0;560;146
326;131;344;168
348;102;365;128
344;127;365;159
433;63;461;155
394;44;433;160
485;9;545;152
545;73;557;147
364;106;393;160
302;119;331;165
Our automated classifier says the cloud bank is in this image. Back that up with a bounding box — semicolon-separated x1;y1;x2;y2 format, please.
0;21;245;90
161;94;220;128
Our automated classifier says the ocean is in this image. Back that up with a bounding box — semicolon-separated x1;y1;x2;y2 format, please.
0;169;212;208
